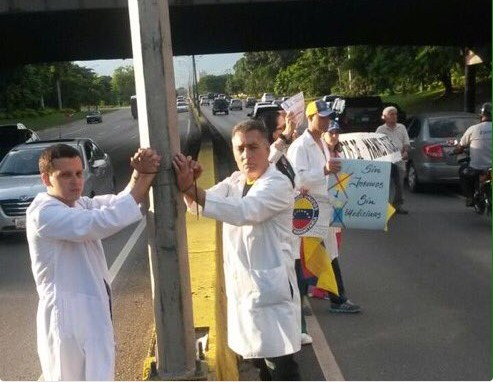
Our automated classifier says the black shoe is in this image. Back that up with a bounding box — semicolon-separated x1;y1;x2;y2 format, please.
329;300;361;313
395;207;409;214
466;198;474;207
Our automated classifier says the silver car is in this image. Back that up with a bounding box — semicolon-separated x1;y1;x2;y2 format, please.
0;138;116;234
406;112;478;192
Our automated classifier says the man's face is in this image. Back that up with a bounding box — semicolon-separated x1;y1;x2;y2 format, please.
272;114;286;141
309;114;330;134
41;157;84;207
383;110;398;125
232;129;270;181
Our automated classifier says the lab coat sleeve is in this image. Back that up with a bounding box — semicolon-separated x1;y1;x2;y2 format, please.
203;175;292;226
33;193;143;242
183;173;234;214
287;141;326;191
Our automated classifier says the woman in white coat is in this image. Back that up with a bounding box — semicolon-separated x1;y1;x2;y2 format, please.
173;120;301;380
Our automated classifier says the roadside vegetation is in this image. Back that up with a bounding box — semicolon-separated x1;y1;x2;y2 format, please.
0;45;490;130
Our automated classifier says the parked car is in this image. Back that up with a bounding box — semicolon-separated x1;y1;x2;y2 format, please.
200;97;210;106
177;101;189;113
229;98;243;111
322;94;341;103
0;138;116;234
212;98;229;115
0;123;40;162
86;111;103;124
261;93;275;103
247;103;282;119
245;97;257;108
405;112;478;192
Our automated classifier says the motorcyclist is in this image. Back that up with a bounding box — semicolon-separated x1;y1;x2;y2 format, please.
453;102;492;206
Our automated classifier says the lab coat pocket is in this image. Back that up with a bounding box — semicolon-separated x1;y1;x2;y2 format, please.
61;294;112;339
248;265;292;307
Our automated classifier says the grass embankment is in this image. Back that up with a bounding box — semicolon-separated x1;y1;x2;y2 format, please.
0;107;124;130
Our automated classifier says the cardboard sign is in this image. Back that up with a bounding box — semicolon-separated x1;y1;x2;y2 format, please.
339;132;402;163
327;159;391;230
281;92;305;127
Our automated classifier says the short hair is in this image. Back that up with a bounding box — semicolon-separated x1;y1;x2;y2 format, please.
258;111;282;144
39;143;82;174
382;106;398;117
232;119;269;143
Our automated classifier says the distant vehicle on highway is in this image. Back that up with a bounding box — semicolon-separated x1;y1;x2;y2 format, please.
229;98;243;111
0;123;40;162
261;93;275;103
86;110;103;124
130;95;138;119
0;138;115;234
245;97;257;108
177;101;189;113
200;97;210;106
247;103;281;119
333;96;385;133
212;98;229;115
405;112;478;192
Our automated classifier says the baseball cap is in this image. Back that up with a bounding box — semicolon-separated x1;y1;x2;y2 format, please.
327;121;341;132
306;100;336;118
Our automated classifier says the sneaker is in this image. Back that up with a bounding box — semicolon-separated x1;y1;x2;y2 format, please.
301;333;313;345
329;300;361;313
395;207;409;215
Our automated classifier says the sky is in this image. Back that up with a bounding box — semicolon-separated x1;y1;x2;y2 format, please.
76;53;243;88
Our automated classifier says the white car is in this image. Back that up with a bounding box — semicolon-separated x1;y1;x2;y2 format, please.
177;101;189;113
0;138;115;234
261;93;275;103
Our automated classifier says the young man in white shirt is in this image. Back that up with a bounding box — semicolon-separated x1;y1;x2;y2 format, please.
27;144;160;381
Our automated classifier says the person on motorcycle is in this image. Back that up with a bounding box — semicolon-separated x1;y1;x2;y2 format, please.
453;102;492;206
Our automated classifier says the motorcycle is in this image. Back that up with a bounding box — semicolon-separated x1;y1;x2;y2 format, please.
448;140;492;216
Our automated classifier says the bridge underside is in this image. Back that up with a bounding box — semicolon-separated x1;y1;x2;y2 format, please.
0;0;491;68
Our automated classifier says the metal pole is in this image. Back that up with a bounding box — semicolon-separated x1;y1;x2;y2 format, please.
127;0;196;379
464;63;477;113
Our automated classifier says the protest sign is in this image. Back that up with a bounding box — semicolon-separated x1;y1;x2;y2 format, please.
281;92;305;127
339;132;402;163
327;158;391;230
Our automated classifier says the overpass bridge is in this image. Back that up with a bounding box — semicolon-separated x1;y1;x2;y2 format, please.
0;0;491;68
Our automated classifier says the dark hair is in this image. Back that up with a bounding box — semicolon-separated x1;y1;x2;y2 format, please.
258;111;282;144
232;119;269;143
39;143;82;174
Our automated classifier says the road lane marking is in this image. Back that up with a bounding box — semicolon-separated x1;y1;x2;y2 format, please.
38;218;147;381
108;218;147;285
305;300;345;381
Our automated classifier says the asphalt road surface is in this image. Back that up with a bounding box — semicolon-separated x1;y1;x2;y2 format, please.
200;103;491;381
0;108;198;380
0;105;490;380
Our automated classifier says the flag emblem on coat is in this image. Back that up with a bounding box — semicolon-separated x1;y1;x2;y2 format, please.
292;194;319;235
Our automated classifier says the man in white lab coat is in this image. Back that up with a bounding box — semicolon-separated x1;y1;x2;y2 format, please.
287;100;360;314
173;120;301;380
26;144;160;381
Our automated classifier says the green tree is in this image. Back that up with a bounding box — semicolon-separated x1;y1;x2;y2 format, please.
111;66;136;105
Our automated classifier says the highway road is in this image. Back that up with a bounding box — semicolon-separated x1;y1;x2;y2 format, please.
0;105;490;380
200;103;491;380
